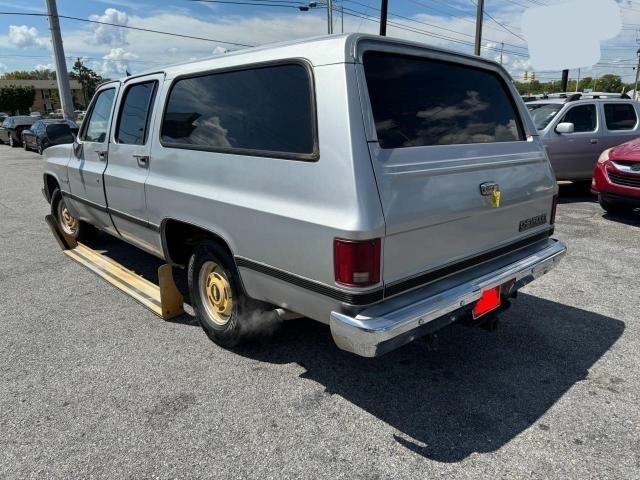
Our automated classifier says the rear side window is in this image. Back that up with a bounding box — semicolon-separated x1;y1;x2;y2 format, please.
560;105;597;132
161;63;316;159
363;51;524;148
116;81;157;145
604;104;637;131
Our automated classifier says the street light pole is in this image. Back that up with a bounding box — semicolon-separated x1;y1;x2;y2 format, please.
44;0;74;120
327;0;333;34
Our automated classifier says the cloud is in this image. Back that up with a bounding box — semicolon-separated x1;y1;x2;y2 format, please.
35;63;55;71
8;25;48;48
88;8;129;47
101;47;138;76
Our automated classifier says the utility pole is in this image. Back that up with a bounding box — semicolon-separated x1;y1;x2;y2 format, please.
634;49;640;100
474;0;484;56
327;0;333;34
500;42;504;64
380;0;388;36
45;0;74;120
575;68;581;93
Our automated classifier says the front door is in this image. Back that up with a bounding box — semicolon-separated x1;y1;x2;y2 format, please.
546;103;599;180
67;83;119;233
103;74;163;255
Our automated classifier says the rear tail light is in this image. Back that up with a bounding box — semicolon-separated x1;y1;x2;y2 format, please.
550;194;558;225
333;238;381;287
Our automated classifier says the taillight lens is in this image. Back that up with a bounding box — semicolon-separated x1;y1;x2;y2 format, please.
333;238;381;287
550;193;558;225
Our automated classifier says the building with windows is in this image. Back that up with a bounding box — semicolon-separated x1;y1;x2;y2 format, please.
0;79;85;114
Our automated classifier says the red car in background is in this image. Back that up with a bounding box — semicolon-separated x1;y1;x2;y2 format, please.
592;138;640;214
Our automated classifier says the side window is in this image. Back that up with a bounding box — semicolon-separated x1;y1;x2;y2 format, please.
115;81;157;145
161;63;316;158
560;105;596;133
83;88;116;143
604;103;637;131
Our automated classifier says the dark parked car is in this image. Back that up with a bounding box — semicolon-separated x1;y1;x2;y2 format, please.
0;116;37;147
21;119;79;154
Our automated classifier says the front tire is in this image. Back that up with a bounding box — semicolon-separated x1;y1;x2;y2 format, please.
188;241;257;348
50;189;97;241
8;135;15;148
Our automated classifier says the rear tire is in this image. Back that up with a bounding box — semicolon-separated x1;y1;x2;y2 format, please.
50;189;97;241
599;196;633;215
188;241;261;348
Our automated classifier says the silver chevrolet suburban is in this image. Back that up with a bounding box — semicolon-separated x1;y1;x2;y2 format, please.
43;34;566;357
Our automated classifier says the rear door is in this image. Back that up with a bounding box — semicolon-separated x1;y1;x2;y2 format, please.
67;83;119;230
357;46;556;286
546;103;599;179
103;74;162;255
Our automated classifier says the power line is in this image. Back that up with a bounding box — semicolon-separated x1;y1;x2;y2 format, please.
345;0;527;49
469;0;526;41
0;10;254;47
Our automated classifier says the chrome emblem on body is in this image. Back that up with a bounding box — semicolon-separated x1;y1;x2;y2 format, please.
480;182;501;208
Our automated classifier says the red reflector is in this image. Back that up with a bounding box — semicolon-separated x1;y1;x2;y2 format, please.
472;287;501;320
550;194;558;225
333;238;381;287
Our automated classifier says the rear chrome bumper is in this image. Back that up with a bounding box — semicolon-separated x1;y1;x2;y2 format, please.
330;238;567;357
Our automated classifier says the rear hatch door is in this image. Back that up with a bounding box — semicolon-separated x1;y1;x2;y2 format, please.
356;45;557;291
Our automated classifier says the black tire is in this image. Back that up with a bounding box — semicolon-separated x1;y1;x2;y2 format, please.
50;188;97;242
8;135;16;148
599;196;633;215
188;241;259;348
37;142;43;155
23;138;29;151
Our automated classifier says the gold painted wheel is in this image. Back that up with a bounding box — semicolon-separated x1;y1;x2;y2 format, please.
198;261;234;326
58;199;78;236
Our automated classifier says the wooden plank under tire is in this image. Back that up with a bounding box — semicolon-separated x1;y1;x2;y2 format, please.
47;215;184;320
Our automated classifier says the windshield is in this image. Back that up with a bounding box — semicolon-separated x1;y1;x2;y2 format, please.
528;103;563;130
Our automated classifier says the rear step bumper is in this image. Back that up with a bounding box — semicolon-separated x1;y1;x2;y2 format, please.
330;238;567;357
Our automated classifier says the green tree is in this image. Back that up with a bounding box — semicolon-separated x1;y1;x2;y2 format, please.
597;74;623;93
2;69;56;80
0;86;36;114
70;58;107;106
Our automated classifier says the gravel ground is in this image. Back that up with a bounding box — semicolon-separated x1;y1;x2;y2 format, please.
1;147;639;479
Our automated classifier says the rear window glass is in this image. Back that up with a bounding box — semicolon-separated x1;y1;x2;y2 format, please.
46;124;74;143
363;51;525;148
161;63;315;158
604;104;637;131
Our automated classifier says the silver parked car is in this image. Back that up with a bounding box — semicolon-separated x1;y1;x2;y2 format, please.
527;95;640;182
43;34;566;357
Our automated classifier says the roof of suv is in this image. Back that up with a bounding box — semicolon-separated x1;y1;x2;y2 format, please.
123;33;511;82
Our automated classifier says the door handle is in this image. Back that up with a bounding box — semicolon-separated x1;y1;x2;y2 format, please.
590;139;599;144
133;154;149;167
95;150;107;161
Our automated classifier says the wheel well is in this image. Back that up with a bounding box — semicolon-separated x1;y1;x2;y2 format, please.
162;219;234;267
44;174;60;204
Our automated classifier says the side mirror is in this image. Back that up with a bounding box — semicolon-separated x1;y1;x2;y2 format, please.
555;122;575;134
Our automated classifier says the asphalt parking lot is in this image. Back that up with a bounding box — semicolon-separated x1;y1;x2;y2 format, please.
1;146;639;479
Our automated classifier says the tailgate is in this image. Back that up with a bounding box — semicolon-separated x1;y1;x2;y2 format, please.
357;47;557;287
